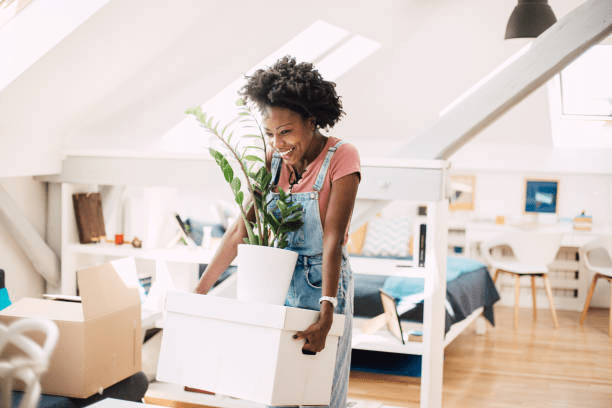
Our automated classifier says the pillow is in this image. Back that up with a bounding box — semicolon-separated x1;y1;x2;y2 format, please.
347;223;368;254
362;217;412;258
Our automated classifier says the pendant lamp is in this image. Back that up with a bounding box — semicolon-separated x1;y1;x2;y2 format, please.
505;0;557;39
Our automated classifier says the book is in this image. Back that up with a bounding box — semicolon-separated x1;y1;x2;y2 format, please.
418;223;427;267
72;192;106;244
172;213;196;247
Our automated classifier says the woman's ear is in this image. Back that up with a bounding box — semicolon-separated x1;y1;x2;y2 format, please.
309;117;317;132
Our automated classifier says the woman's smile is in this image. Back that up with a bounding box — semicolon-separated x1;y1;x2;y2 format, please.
277;146;296;158
263;106;316;168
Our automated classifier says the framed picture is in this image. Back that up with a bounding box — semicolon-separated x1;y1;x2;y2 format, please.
524;179;559;214
449;175;475;211
379;289;405;344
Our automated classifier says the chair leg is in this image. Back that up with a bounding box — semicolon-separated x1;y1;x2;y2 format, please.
493;269;500;283
514;274;520;330
580;273;599;325
531;275;537;321
542;274;559;329
609;280;612;337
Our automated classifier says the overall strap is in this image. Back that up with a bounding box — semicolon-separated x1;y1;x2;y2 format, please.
312;140;345;192
269;153;282;188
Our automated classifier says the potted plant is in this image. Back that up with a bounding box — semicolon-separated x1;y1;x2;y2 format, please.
185;99;304;304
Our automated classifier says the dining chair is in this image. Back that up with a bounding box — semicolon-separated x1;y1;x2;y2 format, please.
481;231;563;330
578;237;612;336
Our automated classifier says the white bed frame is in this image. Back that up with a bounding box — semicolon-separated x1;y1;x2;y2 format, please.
349;256;488;356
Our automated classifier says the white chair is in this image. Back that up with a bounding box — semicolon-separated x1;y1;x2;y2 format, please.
579;237;612;336
0;318;59;408
481;231;563;330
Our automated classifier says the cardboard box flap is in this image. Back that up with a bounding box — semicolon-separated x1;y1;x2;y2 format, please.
78;263;140;320
165;290;344;336
0;298;83;322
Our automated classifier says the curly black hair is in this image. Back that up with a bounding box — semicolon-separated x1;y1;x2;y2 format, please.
240;56;345;130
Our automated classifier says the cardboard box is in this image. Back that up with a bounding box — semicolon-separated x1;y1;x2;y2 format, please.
0;263;142;398
157;291;346;406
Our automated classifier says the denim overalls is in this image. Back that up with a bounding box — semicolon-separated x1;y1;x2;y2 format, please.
267;140;354;408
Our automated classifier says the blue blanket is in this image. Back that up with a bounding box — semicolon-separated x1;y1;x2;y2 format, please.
382;257;487;299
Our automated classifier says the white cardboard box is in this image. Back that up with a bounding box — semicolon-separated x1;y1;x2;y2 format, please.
156;290;345;406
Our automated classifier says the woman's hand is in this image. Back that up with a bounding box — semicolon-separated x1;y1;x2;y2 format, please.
293;302;334;354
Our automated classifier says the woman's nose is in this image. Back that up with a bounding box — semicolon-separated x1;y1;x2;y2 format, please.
270;135;282;150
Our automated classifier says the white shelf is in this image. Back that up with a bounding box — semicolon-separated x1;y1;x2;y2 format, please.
65;243;219;264
352;317;425;355
349;256;426;278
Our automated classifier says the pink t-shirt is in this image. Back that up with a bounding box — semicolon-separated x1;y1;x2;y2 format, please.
274;136;361;237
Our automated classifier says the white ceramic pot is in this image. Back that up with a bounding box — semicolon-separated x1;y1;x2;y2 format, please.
236;244;298;305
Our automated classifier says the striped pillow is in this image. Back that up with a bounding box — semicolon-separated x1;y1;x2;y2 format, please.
362;217;412;258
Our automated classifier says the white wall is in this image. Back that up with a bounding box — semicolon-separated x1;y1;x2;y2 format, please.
3;0;603;174
1;0;611;304
449;169;612;228
0;178;47;301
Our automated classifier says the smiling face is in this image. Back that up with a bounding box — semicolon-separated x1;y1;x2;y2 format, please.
263;106;316;168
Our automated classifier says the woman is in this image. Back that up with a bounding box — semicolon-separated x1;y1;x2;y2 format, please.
195;56;361;408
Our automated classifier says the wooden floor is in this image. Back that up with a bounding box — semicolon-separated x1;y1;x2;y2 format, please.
348;305;612;408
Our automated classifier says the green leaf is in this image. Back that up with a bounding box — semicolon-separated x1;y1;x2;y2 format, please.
243;155;263;163
262;172;272;188
222;164;234;183
209;148;223;163
231;177;241;195
235;191;244;206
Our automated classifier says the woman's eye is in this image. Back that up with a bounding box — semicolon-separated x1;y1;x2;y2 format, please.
280;129;290;135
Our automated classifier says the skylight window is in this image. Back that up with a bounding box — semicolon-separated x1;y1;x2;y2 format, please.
158;20;380;153
559;45;612;119
547;44;612;149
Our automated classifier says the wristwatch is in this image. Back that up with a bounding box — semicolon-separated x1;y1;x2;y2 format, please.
319;296;338;308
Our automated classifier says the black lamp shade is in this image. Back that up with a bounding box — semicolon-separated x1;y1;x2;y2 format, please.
505;0;557;39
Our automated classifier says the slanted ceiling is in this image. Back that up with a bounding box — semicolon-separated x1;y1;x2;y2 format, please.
0;0;607;177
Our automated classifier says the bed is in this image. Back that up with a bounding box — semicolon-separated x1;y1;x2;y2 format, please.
350;255;500;355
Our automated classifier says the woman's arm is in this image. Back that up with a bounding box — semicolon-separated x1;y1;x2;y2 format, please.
195;206;250;295
295;172;360;353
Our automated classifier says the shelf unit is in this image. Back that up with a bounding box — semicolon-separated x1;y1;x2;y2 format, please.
447;224;467;256
47;181;221;297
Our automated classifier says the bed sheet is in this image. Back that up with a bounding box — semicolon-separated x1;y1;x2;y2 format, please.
352;256;500;333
